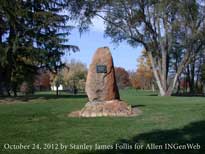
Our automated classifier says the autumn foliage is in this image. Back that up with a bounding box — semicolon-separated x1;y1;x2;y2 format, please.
130;50;154;90
34;70;51;91
114;67;131;89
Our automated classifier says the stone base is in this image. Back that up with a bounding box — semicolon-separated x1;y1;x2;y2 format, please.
68;100;141;117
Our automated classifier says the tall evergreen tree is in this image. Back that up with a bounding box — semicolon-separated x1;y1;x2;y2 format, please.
0;0;79;96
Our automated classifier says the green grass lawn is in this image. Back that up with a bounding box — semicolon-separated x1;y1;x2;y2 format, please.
0;89;204;154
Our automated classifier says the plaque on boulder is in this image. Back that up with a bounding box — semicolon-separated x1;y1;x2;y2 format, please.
96;65;107;73
69;47;140;117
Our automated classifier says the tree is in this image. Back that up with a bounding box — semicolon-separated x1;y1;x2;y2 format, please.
135;50;155;90
115;67;131;89
20;82;29;95
60;60;87;94
129;71;140;89
0;0;79;96
34;69;51;91
50;70;64;96
173;50;205;94
202;64;205;94
195;52;205;93
78;0;205;96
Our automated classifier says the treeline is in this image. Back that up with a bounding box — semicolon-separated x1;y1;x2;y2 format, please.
177;53;205;94
18;61;132;96
130;50;205;95
16;59;87;96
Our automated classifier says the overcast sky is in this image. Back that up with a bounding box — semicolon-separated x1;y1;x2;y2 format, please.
63;16;143;71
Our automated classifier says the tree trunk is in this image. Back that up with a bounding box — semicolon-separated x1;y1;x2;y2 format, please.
147;44;193;96
12;84;17;97
190;62;195;94
0;70;3;96
148;52;166;96
164;73;179;96
186;66;191;93
152;66;165;95
56;86;59;96
177;78;181;94
14;90;17;97
6;88;11;96
161;50;168;92
203;82;205;95
151;82;155;92
0;84;3;96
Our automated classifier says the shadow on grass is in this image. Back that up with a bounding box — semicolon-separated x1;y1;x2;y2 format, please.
148;93;205;97
0;94;88;102
81;120;205;154
172;93;205;97
148;94;158;96
131;104;146;108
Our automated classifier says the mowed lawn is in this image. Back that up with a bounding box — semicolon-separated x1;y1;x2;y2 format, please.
0;89;204;154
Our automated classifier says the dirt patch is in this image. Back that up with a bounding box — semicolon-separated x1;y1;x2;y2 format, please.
0;97;43;104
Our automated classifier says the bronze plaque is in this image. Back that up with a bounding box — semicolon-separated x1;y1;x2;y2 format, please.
96;65;107;73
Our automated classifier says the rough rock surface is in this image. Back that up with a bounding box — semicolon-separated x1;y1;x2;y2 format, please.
69;100;141;117
85;47;119;102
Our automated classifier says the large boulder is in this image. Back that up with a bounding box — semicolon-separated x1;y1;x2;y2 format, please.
68;47;140;117
85;47;119;102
